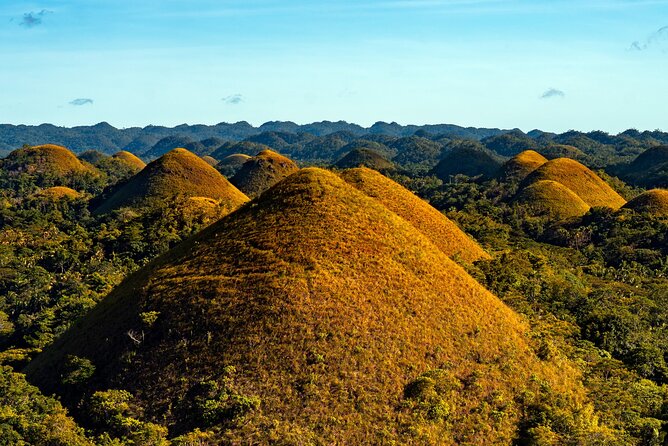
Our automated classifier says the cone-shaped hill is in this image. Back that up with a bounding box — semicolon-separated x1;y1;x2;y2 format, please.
622;189;668;216
617;145;668;188
523;158;626;209
1;144;98;181
112;151;146;172
27;168;585;444
230;149;298;198
432;145;503;180
94;148;248;214
216;153;251;178
514;180;591;220
200;155;219;166
33;186;81;200
335;148;394;171
498;150;548;181
339;167;489;262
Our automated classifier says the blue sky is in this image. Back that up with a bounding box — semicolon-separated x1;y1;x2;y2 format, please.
0;1;666;133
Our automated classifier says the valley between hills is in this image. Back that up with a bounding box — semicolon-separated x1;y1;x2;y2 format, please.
0;122;667;445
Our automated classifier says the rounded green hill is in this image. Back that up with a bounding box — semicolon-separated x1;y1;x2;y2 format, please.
335;148;394;171
340;167;489;262
230;149;298;198
622;189;668;216
514;180;591;220
94;148;248;214
432;145;503;180
523;157;626;209
200;155;219;166
27;168;586;444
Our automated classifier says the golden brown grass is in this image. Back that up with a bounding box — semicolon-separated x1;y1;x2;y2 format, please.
523;158;626;209
95;148;248;214
27;168;586;444
622;189;668;216
498;150;548;181
339;167;490;262
34;186;81;200
230;149;298;198
112;151;146;172
514;180;591;220
5;144;98;176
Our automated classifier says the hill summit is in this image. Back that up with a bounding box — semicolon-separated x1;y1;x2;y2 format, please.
27;168;586;444
335;149;394;171
622;189;668;216
498;150;548;181
112;151;146;172
1;144;98;183
230;149;298;197
522;158;626;209
94;148;248;214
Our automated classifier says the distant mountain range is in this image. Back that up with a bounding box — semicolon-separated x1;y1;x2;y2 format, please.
0;121;510;156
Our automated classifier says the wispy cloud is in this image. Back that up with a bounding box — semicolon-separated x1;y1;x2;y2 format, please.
630;26;668;51
19;9;52;28
222;94;243;104
541;88;565;99
69;98;94;106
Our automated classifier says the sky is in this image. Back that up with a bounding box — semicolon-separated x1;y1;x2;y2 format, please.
0;0;667;133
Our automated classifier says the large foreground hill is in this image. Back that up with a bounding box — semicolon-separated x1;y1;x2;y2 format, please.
26;168;587;444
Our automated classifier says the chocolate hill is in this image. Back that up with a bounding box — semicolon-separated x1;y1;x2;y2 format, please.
498;150;548;181
27;168;586;444
622;189;668;216
339;167;489;262
94;148;247;214
522;158;626;209
514;180;591;220
230;149;298;198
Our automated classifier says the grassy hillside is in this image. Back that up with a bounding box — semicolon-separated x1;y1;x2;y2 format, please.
622;189;668;216
2;144;98;178
514;180;591;220
230;149;298;198
498;150;547;181
339;167;489;262
34;186;81;200
95;148;248;214
112;150;146;172
26;168;592;444
523;158;627;209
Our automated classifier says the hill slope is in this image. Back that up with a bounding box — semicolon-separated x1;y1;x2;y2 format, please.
2;144;97;178
523;158;626;209
514;180;591;220
230;149;298;197
622;189;668;216
432;145;503;180
95;148;248;214
27;168;585;444
339;167;489;262
498;150;548;181
112;151;146;172
335;149;394;171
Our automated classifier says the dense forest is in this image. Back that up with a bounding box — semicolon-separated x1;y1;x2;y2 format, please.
1;123;667;445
